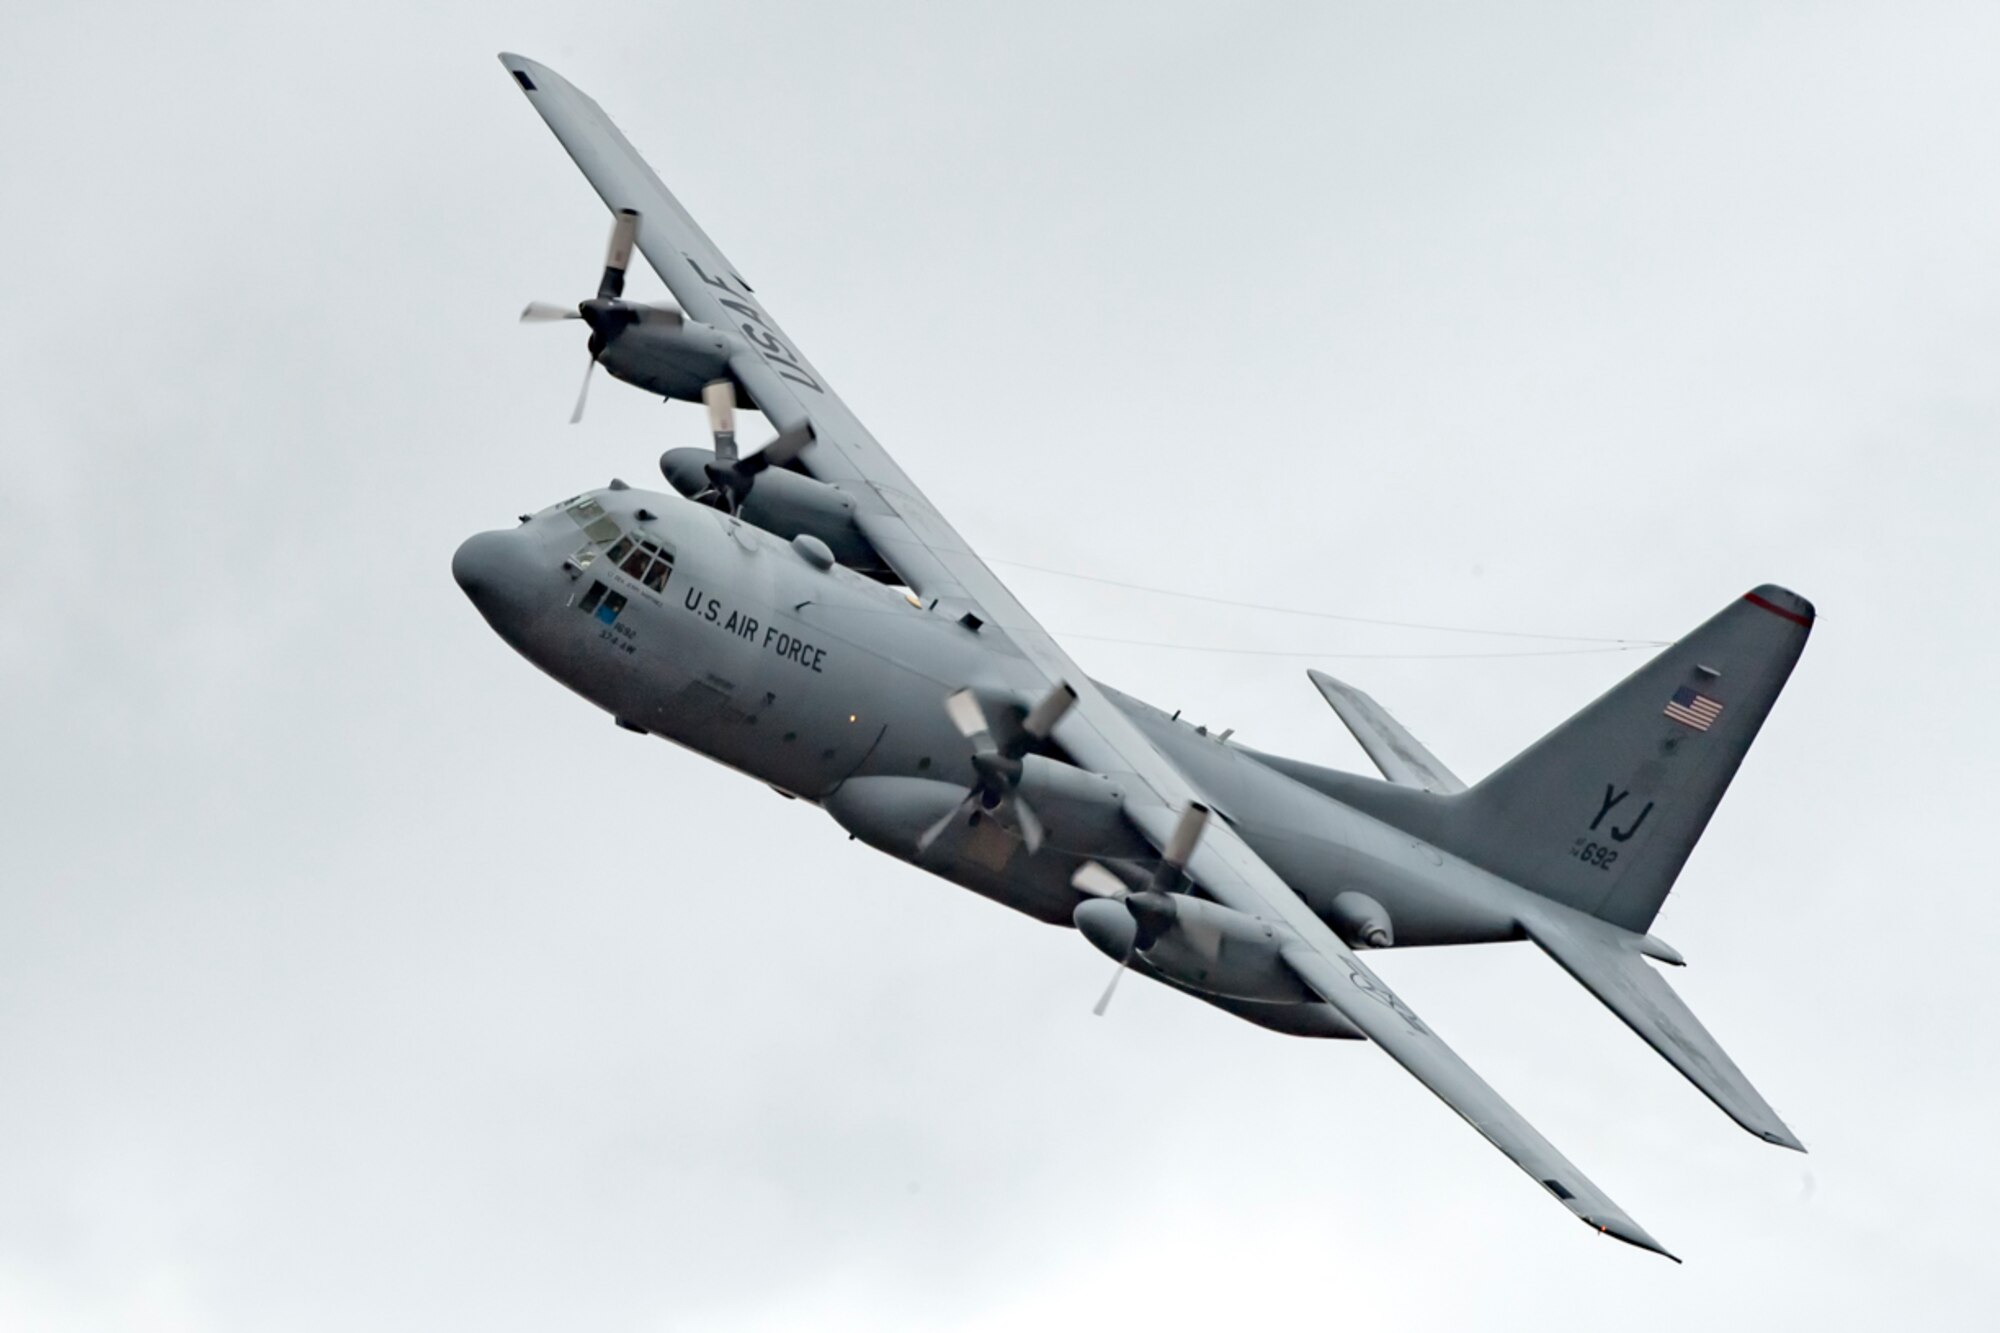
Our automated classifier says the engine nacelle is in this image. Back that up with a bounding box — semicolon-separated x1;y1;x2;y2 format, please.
1073;894;1315;1004
1013;756;1155;861
659;448;894;579
601;318;736;404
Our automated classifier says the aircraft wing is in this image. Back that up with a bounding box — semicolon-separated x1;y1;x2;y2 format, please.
502;52;985;610
501;53;1671;1260
1118;800;1676;1262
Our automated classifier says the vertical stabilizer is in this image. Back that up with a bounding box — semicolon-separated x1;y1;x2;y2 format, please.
1458;586;1812;933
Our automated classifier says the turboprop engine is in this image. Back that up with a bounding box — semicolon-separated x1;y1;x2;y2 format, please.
1072;803;1319;1013
520;207;742;420
823;758;1151;864
659;445;892;578
655;378;897;578
1073;892;1314;1004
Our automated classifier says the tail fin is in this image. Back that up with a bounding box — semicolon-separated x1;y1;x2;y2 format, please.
1459;585;1813;933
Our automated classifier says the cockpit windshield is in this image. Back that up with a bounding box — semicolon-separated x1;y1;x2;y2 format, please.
556;496;674;592
561;495;622;544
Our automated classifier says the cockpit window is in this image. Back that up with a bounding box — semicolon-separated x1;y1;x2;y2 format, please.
558;496;621;543
625;538;675;591
556;498;674;591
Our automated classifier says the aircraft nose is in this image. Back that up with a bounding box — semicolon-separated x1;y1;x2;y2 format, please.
452;529;543;637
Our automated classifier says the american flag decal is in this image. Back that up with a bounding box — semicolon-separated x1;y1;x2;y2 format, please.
1664;686;1724;731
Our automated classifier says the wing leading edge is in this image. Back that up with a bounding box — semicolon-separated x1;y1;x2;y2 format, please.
500;53;1674;1260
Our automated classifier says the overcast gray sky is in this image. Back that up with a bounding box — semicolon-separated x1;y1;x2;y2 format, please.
3;2;1996;1328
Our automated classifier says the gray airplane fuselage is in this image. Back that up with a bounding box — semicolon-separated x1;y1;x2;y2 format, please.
455;483;1538;1034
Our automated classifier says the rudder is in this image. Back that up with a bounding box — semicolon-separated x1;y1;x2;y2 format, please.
1459;585;1812;932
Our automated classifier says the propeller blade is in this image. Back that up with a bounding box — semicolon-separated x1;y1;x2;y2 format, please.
703;379;738;463
1019;682;1078;747
1092;949;1132;1017
737;424;815;478
943;690;996;754
1013;797;1045;857
569;357;598;425
1163;802;1210;870
1071;862;1128;899
1144;802;1210;895
915;792;977;856
598;208;639;300
521;301;581;323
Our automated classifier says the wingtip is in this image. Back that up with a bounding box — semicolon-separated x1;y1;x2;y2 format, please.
1591;1214;1680;1263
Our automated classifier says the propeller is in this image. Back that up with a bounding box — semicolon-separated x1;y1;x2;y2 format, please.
519;208;684;423
689;378;814;515
914;682;1078;857
1078;802;1210;1016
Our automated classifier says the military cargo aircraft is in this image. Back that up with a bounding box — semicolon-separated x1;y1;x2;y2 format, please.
459;53;1814;1262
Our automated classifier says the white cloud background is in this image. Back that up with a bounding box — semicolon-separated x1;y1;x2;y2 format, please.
2;2;1994;1328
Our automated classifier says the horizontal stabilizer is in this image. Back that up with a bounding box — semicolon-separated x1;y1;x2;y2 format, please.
1518;903;1803;1150
1308;670;1466;794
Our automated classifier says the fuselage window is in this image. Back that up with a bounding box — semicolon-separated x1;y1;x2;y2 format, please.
578;580;607;614
597;590;628;624
620;544;651;579
605;536;635;565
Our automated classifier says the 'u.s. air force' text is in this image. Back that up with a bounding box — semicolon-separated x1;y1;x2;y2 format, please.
682;586;827;672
